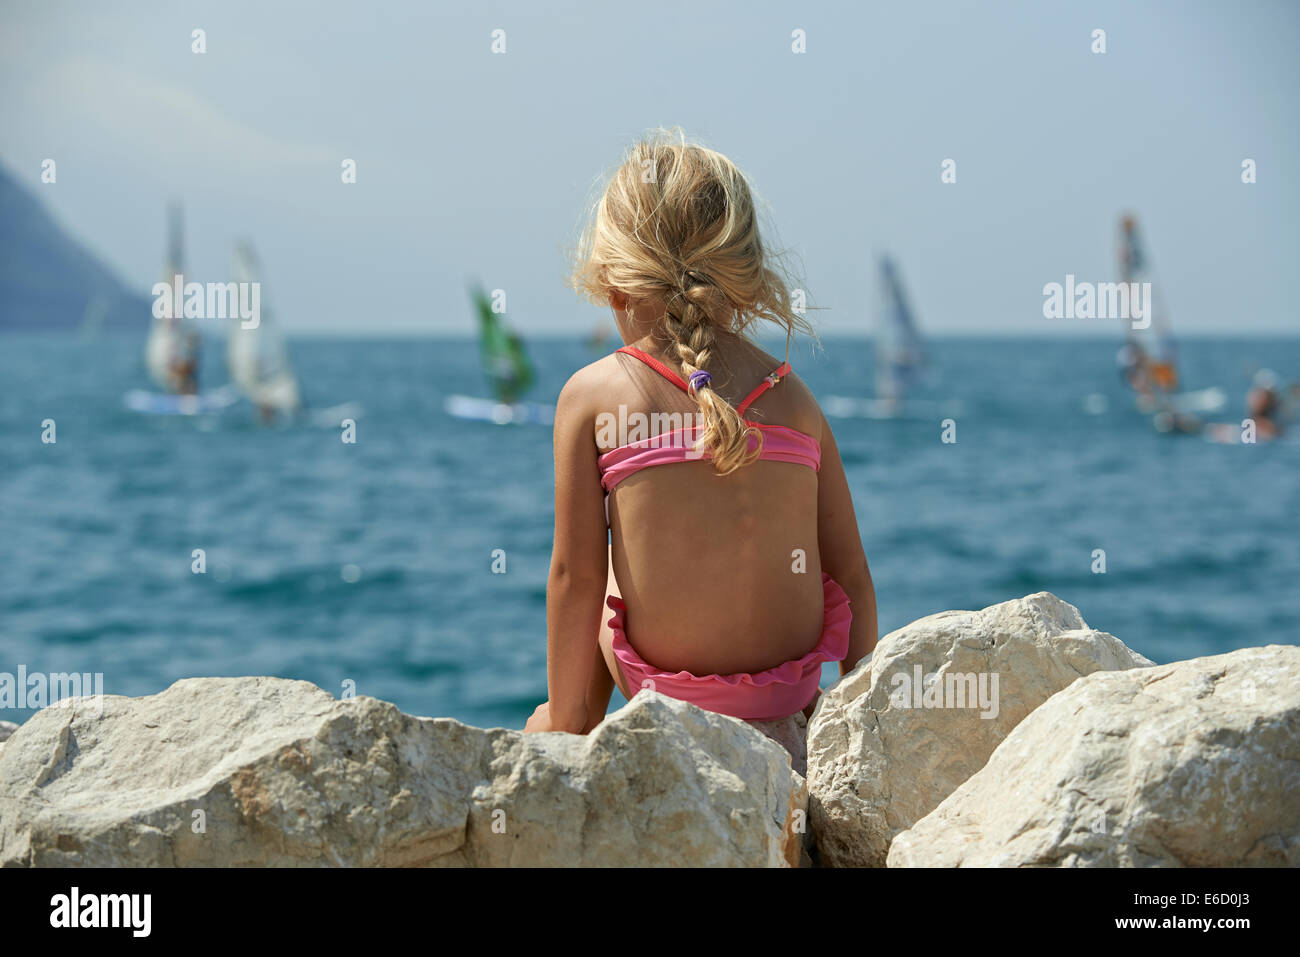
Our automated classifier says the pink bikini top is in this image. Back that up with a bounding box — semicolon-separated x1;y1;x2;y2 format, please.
598;346;821;491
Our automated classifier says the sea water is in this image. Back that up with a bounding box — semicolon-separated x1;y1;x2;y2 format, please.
1;334;1297;729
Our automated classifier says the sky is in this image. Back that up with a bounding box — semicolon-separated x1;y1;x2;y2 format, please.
1;0;1297;336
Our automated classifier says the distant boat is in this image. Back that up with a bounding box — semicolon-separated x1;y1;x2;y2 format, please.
143;204;201;395
874;256;929;405
226;240;303;419
1115;215;1225;428
445;285;554;425
824;256;953;420
127;205;237;416
586;322;613;354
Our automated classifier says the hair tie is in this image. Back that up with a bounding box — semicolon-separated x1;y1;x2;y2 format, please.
687;370;712;394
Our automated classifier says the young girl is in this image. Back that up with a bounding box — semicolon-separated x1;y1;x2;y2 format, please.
524;129;878;735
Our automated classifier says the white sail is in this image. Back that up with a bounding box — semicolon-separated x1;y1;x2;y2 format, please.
144;205;200;393
143;322;181;388
875;256;928;404
1116;215;1224;421
821;255;955;420
226;240;302;413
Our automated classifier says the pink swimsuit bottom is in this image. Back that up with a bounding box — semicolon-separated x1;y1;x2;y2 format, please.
597;346;853;722
605;572;853;722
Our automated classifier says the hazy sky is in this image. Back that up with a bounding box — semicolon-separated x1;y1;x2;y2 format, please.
2;0;1296;336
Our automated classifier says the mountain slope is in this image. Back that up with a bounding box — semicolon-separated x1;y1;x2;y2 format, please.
0;165;151;332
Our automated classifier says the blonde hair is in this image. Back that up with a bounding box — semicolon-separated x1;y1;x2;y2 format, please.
569;127;814;475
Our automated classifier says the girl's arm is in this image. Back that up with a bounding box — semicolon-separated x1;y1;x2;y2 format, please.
538;371;609;732
815;410;878;675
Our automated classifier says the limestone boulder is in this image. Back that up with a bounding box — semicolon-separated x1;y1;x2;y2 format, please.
0;678;802;867
807;592;1153;867
888;645;1300;867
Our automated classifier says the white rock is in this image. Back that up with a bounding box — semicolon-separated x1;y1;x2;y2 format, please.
889;645;1300;866
807;592;1153;867
0;678;803;867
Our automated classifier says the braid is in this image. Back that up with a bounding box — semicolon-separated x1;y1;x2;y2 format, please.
663;273;761;474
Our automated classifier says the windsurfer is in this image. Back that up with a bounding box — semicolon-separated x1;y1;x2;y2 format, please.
1246;370;1284;439
1204;369;1288;443
169;329;200;394
1116;342;1149;394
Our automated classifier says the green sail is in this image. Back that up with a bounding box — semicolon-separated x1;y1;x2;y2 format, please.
472;286;534;404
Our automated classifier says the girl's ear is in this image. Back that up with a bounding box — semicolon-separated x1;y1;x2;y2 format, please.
608;288;628;311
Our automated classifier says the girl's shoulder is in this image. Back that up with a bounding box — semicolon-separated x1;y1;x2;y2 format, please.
729;345;825;440
555;352;631;421
564;351;632;394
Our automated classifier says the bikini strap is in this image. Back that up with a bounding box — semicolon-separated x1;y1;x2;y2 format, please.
617;346;791;413
615;346;689;392
737;363;792;414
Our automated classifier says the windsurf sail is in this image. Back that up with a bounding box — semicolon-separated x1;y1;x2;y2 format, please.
144;204;201;394
1118;215;1179;395
875;256;928;403
1113;215;1227;428
226;241;302;415
471;285;534;404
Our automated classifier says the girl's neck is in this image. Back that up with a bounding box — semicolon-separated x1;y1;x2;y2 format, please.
632;325;742;365
615;298;739;361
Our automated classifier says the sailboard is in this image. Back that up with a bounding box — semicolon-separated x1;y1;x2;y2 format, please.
446;285;554;425
444;394;555;425
128;204;232;416
124;387;239;416
825;256;953;420
1115;216;1224;427
142;204;201;394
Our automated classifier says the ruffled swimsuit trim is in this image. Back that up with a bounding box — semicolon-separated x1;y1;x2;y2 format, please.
605;572;852;722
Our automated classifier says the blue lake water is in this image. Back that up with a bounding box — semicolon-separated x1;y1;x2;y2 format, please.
2;334;1297;729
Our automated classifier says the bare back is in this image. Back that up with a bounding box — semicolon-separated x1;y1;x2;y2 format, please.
591;339;827;675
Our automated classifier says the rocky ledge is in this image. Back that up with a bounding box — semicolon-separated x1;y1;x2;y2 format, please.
1;593;1296;867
